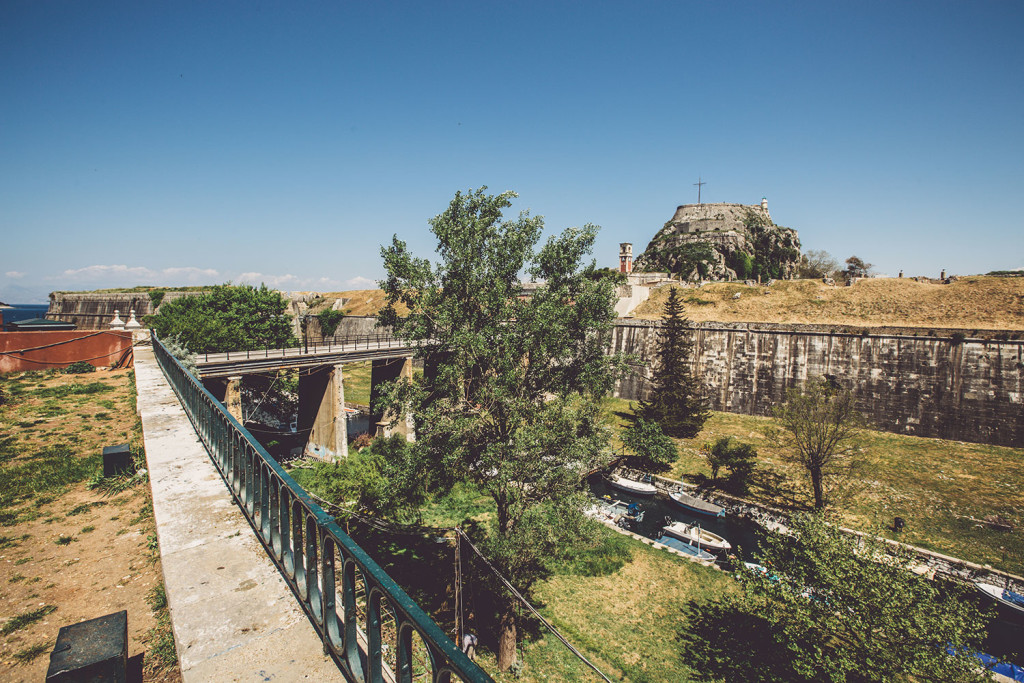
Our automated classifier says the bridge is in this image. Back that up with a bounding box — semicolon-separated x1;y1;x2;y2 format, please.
194;335;417;460
142;332;490;682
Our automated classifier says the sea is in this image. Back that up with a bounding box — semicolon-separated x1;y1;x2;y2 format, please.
1;303;50;327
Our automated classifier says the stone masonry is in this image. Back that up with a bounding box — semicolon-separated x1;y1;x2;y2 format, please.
611;320;1024;448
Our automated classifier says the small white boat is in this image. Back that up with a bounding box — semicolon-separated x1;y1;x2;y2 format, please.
975;582;1024;616
607;474;657;497
668;490;725;517
662;521;732;552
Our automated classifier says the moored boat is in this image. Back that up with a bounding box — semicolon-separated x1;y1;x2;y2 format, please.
656;535;716;561
975;582;1024;616
661;521;732;552
668;489;725;517
607;474;657;497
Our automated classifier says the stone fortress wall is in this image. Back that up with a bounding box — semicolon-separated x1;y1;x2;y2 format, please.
611;319;1024;448
666;202;772;234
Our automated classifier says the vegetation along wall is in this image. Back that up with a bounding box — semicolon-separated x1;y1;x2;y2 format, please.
610;320;1024;448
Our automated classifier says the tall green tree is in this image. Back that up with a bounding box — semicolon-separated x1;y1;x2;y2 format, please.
637;286;709;438
147;284;296;354
767;377;865;510
378;187;624;671
730;513;992;682
621;416;678;473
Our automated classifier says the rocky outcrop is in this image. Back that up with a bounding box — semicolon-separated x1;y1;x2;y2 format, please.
634;202;801;282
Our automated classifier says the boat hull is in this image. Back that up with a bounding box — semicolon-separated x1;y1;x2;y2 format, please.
661;523;732;552
976;582;1024;617
607;476;657;497
667;491;724;517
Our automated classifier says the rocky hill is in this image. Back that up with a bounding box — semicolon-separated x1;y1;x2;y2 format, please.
633;201;801;282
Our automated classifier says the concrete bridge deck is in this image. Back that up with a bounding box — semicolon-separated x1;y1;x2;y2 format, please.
135;344;344;681
195;339;413;377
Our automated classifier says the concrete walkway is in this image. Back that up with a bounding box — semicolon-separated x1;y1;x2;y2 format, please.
134;345;344;681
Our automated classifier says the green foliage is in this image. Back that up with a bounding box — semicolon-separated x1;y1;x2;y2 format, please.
637;287;710;438
315;308;346;337
621;416;678;473
767;377;866;510
1;604;56;635
146;283;296;354
161;335;198;374
799;249;840;279
13;642;49;664
299;435;425;520
743;209;802;281
726;249;754;280
703;436;757;491
378;187;624;669
724;514;992;682
63;361;96;374
148;289;166;308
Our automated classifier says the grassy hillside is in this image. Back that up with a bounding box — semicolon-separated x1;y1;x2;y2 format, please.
630;276;1024;330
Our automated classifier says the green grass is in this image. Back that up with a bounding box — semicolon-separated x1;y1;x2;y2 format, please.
1;605;56;635
0;444;100;512
143;583;176;674
33;381;113;399
342;360;372;406
12;642;49;664
605;402;1024;573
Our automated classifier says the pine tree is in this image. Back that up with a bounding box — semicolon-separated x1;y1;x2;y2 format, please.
637;287;709;438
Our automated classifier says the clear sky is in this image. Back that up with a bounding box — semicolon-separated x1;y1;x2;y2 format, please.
2;1;1022;303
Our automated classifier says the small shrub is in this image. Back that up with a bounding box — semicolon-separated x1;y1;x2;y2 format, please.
950;332;966;345
316;308;346;338
63;361;96;374
149;289;166;308
80;525;95;533
54;534;76;545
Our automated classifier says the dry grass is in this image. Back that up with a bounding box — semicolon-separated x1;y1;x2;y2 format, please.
629;276;1024;330
309;289;409;317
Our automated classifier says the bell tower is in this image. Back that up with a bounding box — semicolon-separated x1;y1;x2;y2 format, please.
619;243;633;274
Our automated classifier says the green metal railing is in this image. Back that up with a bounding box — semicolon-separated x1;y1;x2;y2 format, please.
153;332;491;683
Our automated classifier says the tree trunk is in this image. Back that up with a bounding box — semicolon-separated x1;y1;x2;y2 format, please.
497;601;517;672
811;466;825;509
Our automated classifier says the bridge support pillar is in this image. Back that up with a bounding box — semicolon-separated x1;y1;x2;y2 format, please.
224;375;244;423
299;364;348;461
370;356;415;441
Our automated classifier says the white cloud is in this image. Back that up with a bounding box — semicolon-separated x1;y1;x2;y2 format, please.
5;271;25;279
50;264;221;287
344;275;377;289
236;272;302;288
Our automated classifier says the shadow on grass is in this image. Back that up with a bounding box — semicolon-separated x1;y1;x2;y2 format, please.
677;598;808;683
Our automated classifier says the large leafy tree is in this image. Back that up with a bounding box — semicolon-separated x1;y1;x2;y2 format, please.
637;286;709;438
724;513;992;682
147;284;296;354
767;377;865;510
378;187;623;671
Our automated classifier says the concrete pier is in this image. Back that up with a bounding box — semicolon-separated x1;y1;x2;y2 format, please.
134;345;343;681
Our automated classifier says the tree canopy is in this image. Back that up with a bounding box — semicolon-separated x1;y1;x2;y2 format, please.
767;377;865;510
637;286;709;438
147;284;296;354
721;514;992;682
377;187;624;671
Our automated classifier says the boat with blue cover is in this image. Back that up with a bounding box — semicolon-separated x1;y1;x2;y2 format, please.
976;582;1024;616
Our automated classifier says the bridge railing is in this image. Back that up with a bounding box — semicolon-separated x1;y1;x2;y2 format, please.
202;333;409;362
153;332;490;683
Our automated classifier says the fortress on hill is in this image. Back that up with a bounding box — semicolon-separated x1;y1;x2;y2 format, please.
633;198;802;282
664;198;774;234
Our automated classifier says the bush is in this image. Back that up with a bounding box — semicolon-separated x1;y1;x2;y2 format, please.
63;361;96;374
148;289;166;309
703;436;757;493
950;331;966;345
316;309;346;338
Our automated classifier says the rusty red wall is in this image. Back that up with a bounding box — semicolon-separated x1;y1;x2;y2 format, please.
0;331;134;373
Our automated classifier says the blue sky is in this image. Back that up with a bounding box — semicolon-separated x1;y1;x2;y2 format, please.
2;1;1022;303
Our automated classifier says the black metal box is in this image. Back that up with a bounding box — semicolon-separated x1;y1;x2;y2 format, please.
46;610;128;682
102;443;132;477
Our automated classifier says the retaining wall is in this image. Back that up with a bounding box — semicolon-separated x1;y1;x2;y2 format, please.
611;320;1024;447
